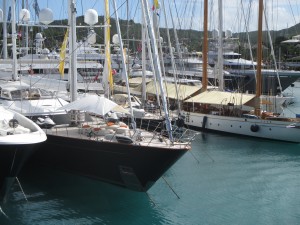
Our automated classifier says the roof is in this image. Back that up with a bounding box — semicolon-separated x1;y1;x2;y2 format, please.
146;81;200;100
184;90;256;105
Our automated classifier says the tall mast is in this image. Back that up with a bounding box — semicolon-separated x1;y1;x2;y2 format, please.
201;0;208;91
141;0;173;142
255;0;263;116
68;0;77;102
112;0;136;130
141;6;147;106
11;0;17;80
217;0;224;90
104;0;112;98
2;0;8;58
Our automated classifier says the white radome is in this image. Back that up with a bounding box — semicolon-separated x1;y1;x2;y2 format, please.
19;9;30;22
84;9;98;25
112;34;119;45
39;8;54;25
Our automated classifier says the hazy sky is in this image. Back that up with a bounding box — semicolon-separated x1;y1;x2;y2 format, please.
2;0;300;33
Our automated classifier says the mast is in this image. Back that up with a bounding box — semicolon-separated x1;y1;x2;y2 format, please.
68;0;77;102
161;0;180;112
11;0;17;80
2;0;7;58
217;0;224;90
255;0;263;116
104;0;113;98
141;4;161;109
112;0;136;130
141;7;147;106
141;0;173;142
201;0;208;91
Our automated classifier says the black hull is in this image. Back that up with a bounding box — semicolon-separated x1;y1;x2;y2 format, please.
224;71;300;95
27;134;188;192
0;144;39;201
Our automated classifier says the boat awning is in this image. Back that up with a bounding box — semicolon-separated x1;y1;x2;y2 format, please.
146;81;200;100
184;90;256;106
58;95;129;115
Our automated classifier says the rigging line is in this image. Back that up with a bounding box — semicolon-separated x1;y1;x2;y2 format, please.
108;0;127;23
188;149;200;164
287;0;298;29
80;0;84;18
171;0;182;30
145;192;156;206
188;0;197;31
16;177;28;202
181;0;188;30
0;207;9;219
162;176;180;199
263;5;283;94
240;0;255;69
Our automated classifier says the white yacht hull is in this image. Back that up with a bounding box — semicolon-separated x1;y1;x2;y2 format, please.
183;112;300;142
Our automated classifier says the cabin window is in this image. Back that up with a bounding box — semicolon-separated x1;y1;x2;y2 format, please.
39;88;53;97
10;90;22;100
1;91;10;99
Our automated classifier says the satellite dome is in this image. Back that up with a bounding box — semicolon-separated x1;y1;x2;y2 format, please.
112;34;119;45
35;33;43;40
87;29;96;44
39;8;54;25
19;9;30;22
41;48;50;54
84;9;98;25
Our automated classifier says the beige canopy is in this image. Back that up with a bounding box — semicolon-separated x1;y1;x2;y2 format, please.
184;90;256;106
146;81;200;100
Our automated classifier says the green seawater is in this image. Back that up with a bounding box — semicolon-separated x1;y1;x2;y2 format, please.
1;84;300;225
1;133;300;225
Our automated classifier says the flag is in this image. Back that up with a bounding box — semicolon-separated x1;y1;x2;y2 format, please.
152;0;160;10
33;0;40;17
7;7;11;21
137;42;142;52
59;29;69;78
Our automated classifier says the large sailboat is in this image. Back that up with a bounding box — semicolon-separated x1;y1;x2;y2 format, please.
0;106;46;201
182;0;300;143
26;0;197;192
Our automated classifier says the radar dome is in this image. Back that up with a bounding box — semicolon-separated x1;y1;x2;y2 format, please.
84;9;98;25
19;9;30;22
112;34;119;45
87;29;96;44
41;48;50;55
39;8;53;25
35;33;43;40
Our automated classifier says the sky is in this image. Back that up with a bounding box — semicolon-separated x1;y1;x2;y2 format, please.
1;0;300;34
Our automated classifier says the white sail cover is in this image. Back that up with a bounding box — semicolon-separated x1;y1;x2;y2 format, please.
58;95;129;115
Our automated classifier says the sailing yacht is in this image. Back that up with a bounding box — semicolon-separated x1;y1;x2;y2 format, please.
0;105;46;201
182;0;300;143
26;0;197;192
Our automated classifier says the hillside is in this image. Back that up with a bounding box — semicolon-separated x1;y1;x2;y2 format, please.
1;16;300;61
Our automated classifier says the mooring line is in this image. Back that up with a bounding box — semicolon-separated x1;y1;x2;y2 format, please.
16;177;28;202
162;176;180;199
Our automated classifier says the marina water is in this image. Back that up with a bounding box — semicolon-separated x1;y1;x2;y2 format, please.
1;86;300;225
